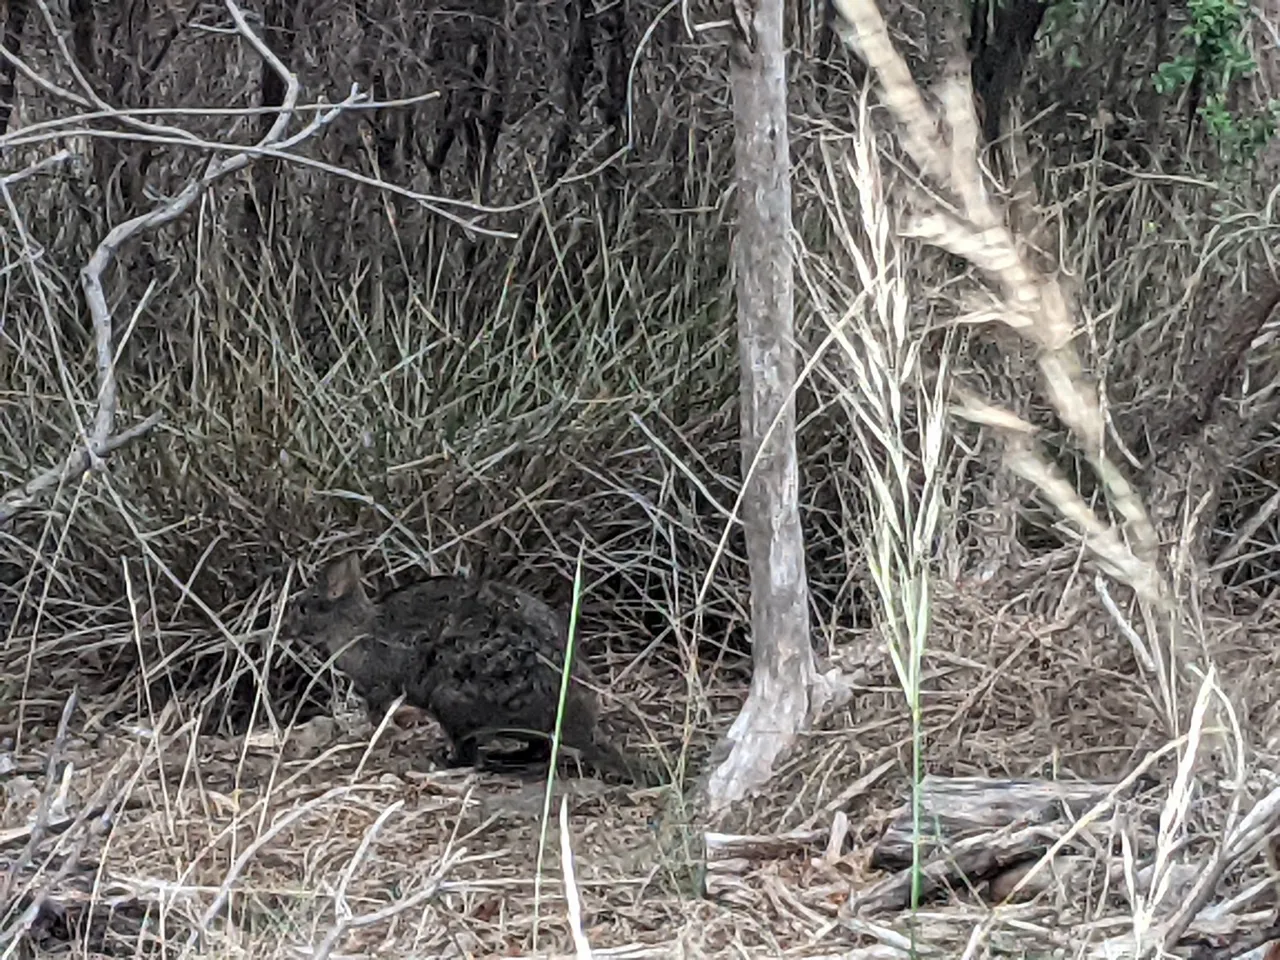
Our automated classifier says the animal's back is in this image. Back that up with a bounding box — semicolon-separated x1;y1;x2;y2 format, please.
376;575;594;736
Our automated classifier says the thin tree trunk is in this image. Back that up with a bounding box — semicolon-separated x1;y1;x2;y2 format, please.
702;0;822;815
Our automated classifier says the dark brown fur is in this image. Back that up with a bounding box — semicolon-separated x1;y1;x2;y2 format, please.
283;554;656;784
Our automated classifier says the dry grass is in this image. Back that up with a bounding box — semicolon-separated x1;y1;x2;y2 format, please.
3;0;1280;956
8;588;1280;957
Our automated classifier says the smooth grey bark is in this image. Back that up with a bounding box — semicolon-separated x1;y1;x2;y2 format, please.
702;0;823;815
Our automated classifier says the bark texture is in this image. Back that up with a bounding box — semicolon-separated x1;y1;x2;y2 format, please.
702;0;819;815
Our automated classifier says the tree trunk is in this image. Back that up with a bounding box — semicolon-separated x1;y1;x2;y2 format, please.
701;0;821;816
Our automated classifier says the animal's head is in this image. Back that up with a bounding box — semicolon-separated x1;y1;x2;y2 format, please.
283;554;373;654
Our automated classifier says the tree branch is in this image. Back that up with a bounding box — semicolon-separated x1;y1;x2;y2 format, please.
1;0;358;527
0;412;164;525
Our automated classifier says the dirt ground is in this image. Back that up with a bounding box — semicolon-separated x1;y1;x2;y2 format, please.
6;581;1280;958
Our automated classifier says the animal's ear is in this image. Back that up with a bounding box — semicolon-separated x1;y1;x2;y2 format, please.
323;554;365;602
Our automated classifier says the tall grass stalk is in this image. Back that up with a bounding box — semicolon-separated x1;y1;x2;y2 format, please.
532;542;587;950
801;90;956;918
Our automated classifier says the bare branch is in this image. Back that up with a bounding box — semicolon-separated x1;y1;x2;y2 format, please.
0;0;356;527
0;691;77;916
80;0;300;452
0;148;74;188
1;125;518;236
0;412;164;526
25;0;204;145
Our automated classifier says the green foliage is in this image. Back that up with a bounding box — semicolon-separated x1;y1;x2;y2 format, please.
1153;0;1278;163
1201;93;1280;163
1041;0;1090;66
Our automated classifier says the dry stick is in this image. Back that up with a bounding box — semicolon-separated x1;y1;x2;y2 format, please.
0;692;78;945
0;149;72;189
308;798;449;960
0;0;357;528
0;413;164;525
0;692;77;911
1160;786;1280;951
81;0;299;453
2;10;508;229
0;43;91;114
311;859;457;960
0;809;111;954
1;126;520;237
28;0;204;148
0;91;442;150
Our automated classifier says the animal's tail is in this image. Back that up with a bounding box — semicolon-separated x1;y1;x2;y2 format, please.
584;735;667;787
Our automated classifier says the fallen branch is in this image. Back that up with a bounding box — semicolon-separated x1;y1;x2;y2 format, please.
868;775;1125;870
856;824;1077;912
847;774;1144;914
705;827;830;863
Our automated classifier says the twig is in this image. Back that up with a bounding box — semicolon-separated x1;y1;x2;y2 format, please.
0;805;107;853
332;800;404;919
0;149;73;188
80;0;301;454
187;785;358;951
25;0;204;146
0;0;355;528
310;799;406;960
0;811;109;952
0;721;140;953
0;691;77;921
0;413;164;526
0;125;523;234
1161;785;1280;950
0;90;440;147
310;857;456;960
1094;572;1157;673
